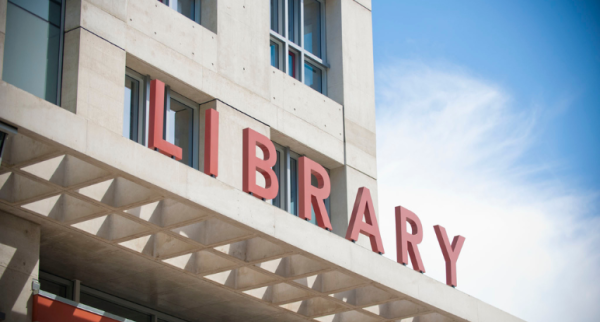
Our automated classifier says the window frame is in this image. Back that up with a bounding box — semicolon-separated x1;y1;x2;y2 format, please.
123;69;200;170
271;144;331;225
270;37;285;69
164;0;201;24
37;271;187;322
270;0;328;94
39;271;74;300
3;0;66;105
124;68;147;145
165;88;201;170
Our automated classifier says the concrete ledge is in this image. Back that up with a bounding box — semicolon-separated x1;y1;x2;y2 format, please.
0;83;524;322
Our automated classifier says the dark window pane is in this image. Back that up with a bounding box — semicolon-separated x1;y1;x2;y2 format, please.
9;0;62;26
270;0;279;33
287;0;300;45
0;132;6;161
177;0;196;21
303;0;321;57
39;278;68;298
80;292;152;322
288;51;298;79
273;150;281;208
270;41;279;68
3;2;61;104
304;62;322;93
167;98;194;167
124;76;140;141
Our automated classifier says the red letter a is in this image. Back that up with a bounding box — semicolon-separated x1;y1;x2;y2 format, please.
299;156;332;230
148;79;182;160
434;225;465;287
242;128;278;200
345;187;384;254
396;206;426;273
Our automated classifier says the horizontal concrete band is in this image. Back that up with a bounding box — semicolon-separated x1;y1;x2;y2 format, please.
0;82;523;322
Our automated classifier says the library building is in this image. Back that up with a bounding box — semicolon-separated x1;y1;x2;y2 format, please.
0;0;523;321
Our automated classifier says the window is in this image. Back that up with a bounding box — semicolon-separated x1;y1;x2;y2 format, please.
270;0;327;93
304;61;322;93
270;41;280;68
160;0;201;23
2;0;64;105
80;290;153;322
165;91;199;168
39;271;73;300
124;69;146;145
288;49;298;78
38;272;187;322
272;144;331;226
123;69;200;169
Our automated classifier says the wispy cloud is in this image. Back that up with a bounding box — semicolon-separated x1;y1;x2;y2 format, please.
375;61;600;321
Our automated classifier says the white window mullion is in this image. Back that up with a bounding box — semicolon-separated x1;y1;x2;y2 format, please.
300;51;305;82
300;0;304;50
284;0;289;39
319;0;327;63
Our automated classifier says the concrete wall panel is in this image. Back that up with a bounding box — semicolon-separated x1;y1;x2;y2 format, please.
353;0;372;11
272;109;344;168
85;0;128;21
127;0;211;69
217;0;270;101
73;28;126;134
340;0;376;133
81;0;126;48
0;212;40;322
275;68;344;140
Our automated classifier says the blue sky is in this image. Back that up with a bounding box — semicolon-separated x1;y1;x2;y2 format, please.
373;0;600;191
372;1;600;321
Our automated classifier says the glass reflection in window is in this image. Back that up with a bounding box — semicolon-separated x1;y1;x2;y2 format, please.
304;0;321;57
304;62;322;93
3;0;62;104
166;97;194;167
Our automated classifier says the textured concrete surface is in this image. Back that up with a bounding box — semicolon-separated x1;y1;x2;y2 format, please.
0;212;40;322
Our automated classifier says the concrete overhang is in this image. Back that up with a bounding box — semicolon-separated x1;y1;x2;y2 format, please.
0;82;524;321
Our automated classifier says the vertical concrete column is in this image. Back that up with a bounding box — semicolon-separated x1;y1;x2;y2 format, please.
0;212;41;322
216;0;271;101
201;0;219;34
326;0;380;250
0;0;7;78
61;0;127;134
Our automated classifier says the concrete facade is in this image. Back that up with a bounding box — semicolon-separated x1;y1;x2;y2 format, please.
0;0;523;321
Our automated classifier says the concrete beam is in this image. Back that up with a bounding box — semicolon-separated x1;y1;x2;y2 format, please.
124;199;208;228
171;217;254;247
363;299;431;320
0;211;40;322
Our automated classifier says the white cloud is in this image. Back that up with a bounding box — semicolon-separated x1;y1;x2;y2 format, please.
375;61;600;322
